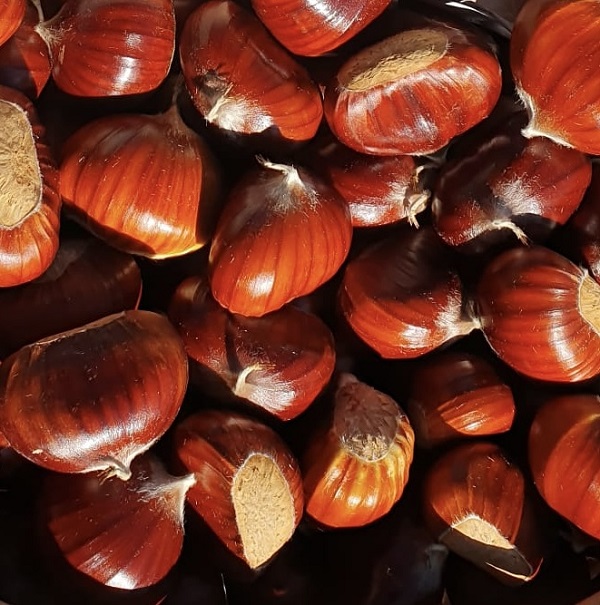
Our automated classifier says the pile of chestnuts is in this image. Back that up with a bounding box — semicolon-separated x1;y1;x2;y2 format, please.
1;0;600;603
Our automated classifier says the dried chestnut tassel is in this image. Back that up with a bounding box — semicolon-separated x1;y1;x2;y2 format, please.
303;373;415;528
41;454;195;590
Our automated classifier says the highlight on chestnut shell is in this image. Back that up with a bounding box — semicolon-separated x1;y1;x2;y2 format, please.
0;0;26;47
0;310;188;479
303;373;415;528
41;454;195;590
173;409;304;570
423;441;543;585
324;19;502;155
168;275;336;421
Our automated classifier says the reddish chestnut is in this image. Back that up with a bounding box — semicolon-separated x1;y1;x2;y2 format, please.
408;352;515;448
36;0;175;97
41;454;195;590
423;442;543;585
511;0;600;154
339;226;477;359
179;0;323;152
0;310;188;478
303;374;415;528
476;246;600;383
0;1;51;98
0;0;25;46
168;276;335;421
209;158;352;317
60;104;221;259
529;395;600;541
173;409;304;569
0;84;60;287
250;0;391;57
324;20;502;155
0;236;142;358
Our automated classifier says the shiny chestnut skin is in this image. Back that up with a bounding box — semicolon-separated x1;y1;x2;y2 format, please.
339;226;477;359
432;112;592;250
511;0;600;154
0;84;60;287
0;2;51;98
0;236;142;358
476;246;600;383
168;276;335;421
179;0;323;152
423;441;543;585
0;0;26;46
408;351;515;448
173;409;304;569
60;106;221;259
37;0;175;97
250;0;391;57
41;454;195;590
529;395;600;541
324;19;502;155
0;310;188;478
303;374;415;528
209;159;352;317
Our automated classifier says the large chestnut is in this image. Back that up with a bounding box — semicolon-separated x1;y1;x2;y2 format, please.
0;0;25;46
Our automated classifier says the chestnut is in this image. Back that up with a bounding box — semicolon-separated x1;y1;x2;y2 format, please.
168;275;335;421
303;374;415;528
0;84;60;287
173;409;304;569
0;310;188;478
0;0;26;47
423;441;543;585
323;18;502;155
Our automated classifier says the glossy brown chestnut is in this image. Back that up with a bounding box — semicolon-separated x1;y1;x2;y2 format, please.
168;276;335;421
314;138;430;228
303;374;415;528
173;409;304;569
250;0;391;57
339;226;477;359
0;84;60;287
476;246;600;383
511;0;600;154
407;352;515;448
0;1;50;98
36;0;175;97
432;112;591;249
323;20;502;155
529;395;600;540
60;105;221;259
0;310;188;478
41;454;195;590
423;442;543;585
179;0;323;151
209;159;352;317
0;236;142;358
0;0;25;46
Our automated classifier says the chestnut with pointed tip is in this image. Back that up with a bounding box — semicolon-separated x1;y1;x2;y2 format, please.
529;395;600;541
0;0;25;46
60;104;221;259
168;276;335;421
511;0;600;154
303;373;415;528
250;0;391;57
339;226;477;359
36;0;175;97
41;454;195;590
0;84;60;287
209;158;352;317
324;19;502;155
179;0;323;152
408;352;515;448
423;442;543;585
0;310;188;478
173;409;304;569
476;246;600;383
